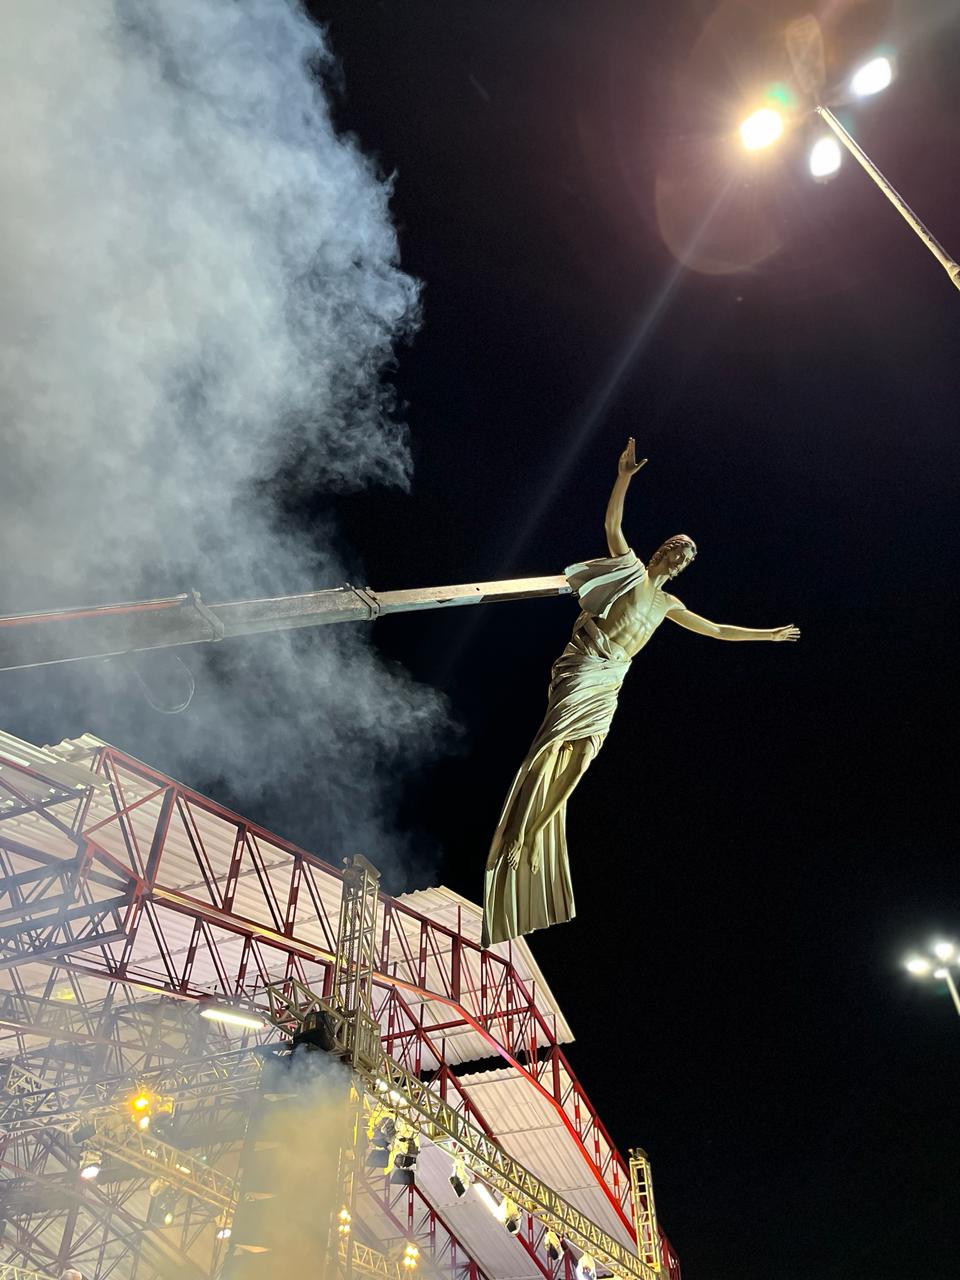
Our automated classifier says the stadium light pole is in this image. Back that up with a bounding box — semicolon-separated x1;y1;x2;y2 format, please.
904;941;960;1017
737;18;960;292
814;102;960;291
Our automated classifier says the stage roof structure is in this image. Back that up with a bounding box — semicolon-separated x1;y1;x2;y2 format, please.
0;729;680;1280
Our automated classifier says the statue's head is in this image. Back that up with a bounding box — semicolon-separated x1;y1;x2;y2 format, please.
648;534;696;580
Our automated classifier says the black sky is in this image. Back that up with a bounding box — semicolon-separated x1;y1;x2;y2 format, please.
3;1;959;1276
305;2;960;1277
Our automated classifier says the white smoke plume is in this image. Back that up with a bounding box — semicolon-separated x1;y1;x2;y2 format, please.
0;0;452;877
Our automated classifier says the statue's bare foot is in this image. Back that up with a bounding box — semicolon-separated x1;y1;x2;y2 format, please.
505;838;524;870
528;829;545;875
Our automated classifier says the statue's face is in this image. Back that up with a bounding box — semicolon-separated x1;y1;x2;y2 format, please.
652;537;697;579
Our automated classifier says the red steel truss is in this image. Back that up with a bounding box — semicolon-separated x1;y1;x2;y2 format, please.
0;736;681;1279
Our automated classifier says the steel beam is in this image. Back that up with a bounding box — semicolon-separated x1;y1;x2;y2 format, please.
0;576;569;672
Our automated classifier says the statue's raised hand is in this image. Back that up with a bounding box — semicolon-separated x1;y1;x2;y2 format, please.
618;437;647;477
770;625;801;642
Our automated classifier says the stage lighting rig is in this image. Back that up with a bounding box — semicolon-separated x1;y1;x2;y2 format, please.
366;1110;397;1170
147;1181;178;1228
544;1229;564;1262
576;1252;598;1280
389;1120;420;1186
449;1152;471;1199
502;1197;521;1236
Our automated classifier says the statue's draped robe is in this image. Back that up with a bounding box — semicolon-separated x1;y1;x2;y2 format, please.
483;549;659;948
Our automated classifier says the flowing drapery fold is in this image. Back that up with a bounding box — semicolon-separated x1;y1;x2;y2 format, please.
482;551;644;947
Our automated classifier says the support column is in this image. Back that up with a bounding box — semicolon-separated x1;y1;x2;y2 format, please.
628;1148;660;1273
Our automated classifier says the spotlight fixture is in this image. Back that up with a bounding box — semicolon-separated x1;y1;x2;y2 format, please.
148;1182;177;1228
576;1253;597;1280
367;1113;397;1169
449;1154;470;1199
544;1229;563;1262
337;1207;352;1238
502;1197;521;1236
402;1243;420;1271
79;1151;101;1181
129;1090;154;1130
390;1124;420;1187
216;1223;232;1241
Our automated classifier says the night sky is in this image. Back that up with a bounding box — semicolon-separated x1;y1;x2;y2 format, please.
5;0;960;1276
308;2;960;1277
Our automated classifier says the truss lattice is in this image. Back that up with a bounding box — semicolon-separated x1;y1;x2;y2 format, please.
0;732;681;1280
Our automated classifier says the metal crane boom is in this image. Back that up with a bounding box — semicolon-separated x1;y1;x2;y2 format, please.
0;575;570;672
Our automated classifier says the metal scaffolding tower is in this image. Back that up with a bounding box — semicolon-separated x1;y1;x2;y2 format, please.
0;731;683;1280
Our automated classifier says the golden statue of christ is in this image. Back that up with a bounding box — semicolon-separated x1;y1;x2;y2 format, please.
482;439;799;948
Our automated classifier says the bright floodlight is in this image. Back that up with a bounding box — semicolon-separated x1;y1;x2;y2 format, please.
905;955;933;976
932;940;956;962
739;108;784;151
809;135;842;179
200;1004;265;1031
474;1184;503;1220
851;56;893;98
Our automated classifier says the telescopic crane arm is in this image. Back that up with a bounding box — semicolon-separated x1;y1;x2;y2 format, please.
0;575;570;672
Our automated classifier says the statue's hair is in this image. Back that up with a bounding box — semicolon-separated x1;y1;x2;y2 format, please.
648;534;697;570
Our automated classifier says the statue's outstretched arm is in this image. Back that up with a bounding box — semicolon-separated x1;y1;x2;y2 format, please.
604;438;647;556
665;604;800;642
